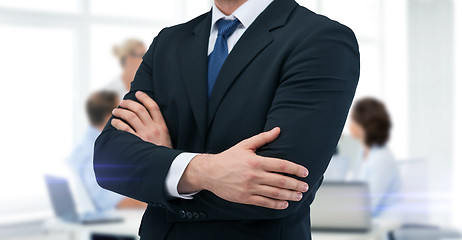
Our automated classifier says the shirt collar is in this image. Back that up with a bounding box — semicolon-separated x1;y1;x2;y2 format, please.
211;0;273;32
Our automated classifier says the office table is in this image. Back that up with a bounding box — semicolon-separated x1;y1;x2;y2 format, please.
312;219;400;240
45;209;144;240
4;210;399;240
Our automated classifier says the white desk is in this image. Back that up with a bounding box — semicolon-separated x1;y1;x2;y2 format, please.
312;219;401;240
312;232;376;240
45;209;144;240
2;210;400;240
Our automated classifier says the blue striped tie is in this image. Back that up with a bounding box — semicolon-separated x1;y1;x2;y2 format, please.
207;19;241;98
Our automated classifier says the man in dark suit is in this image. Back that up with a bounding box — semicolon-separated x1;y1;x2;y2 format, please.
94;0;360;239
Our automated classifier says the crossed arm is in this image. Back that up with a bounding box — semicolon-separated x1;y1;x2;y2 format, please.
94;22;359;221
112;91;309;210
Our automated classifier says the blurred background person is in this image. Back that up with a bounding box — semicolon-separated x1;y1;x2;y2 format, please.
106;39;147;98
67;90;146;211
348;97;401;217
324;147;350;181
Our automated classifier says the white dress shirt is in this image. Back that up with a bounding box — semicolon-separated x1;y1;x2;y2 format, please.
67;126;125;210
164;0;274;199
350;145;401;217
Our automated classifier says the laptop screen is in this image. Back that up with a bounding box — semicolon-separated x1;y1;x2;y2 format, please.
44;175;79;221
310;181;371;231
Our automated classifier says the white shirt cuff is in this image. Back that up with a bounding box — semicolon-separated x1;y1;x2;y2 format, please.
165;152;200;199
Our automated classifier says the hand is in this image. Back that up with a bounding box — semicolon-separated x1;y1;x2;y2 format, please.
178;127;309;210
111;91;173;148
116;198;147;209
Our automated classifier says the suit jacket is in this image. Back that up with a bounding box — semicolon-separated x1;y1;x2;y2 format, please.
94;0;360;239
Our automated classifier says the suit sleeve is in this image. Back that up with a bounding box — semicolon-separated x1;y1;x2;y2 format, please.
164;22;360;221
93;33;186;210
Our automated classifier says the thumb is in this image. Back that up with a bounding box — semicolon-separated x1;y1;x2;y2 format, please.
240;127;280;151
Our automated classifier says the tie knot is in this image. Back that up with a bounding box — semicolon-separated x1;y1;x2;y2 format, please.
216;19;241;39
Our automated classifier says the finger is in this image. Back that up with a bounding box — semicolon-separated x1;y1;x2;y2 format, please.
111;118;136;135
247;195;288;210
260;172;309;193
112;108;144;132
135;91;164;123
239;127;280;150
253;185;303;202
119;100;152;125
261;157;309;178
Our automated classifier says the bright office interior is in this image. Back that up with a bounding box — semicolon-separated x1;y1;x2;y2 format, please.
0;0;461;239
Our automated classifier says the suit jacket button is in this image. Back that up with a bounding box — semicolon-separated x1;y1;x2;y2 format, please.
193;212;199;219
186;211;193;219
179;210;186;219
199;212;207;219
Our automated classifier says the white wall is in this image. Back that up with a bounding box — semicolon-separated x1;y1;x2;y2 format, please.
382;0;409;159
453;0;462;230
408;0;454;225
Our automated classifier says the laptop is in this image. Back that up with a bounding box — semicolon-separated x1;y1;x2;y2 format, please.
44;175;123;224
310;181;371;232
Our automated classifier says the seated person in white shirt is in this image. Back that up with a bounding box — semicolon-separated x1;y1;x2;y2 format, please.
67;90;146;211
348;97;401;217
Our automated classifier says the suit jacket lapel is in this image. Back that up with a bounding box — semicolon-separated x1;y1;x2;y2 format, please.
206;0;298;131
178;12;212;140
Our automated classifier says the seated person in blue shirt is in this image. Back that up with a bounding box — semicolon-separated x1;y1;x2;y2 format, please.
348;97;401;217
67;90;146;211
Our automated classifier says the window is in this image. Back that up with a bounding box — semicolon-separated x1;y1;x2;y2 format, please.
90;0;177;21
0;0;79;13
0;25;74;223
0;0;211;223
